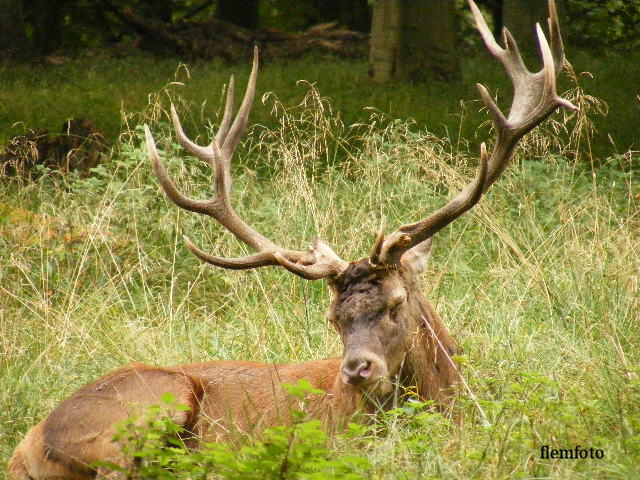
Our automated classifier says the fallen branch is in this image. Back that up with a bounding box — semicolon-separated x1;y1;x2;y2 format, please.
116;8;368;60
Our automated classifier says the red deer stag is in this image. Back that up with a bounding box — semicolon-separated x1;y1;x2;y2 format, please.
9;2;576;478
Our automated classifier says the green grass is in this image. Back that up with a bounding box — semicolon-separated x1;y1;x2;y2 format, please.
0;48;638;161
1;77;638;478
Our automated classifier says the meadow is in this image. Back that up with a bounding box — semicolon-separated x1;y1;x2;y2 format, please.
0;48;638;158
0;50;639;478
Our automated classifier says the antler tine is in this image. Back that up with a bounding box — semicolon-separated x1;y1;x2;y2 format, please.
170;104;215;167
145;125;214;216
183;234;346;279
370;215;387;265
146;48;348;280
375;0;577;266
183;236;277;269
207;48;258;199
547;0;565;73
476;83;508;129
273;237;347;280
215;75;235;146
537;24;557;98
170;72;235;173
222;47;259;158
501;28;527;77
536;23;577;113
468;0;503;57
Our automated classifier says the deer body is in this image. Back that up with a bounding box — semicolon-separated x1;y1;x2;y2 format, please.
9;360;352;480
10;269;458;479
9;2;576;478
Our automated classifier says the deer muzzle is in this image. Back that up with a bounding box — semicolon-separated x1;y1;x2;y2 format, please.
340;351;387;387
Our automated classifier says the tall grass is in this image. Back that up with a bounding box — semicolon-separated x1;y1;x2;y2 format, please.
0;49;638;159
0;80;638;478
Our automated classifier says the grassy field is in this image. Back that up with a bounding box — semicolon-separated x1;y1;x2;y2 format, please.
0;48;638;159
0;53;639;478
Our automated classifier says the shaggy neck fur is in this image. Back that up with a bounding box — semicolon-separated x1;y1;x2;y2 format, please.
401;287;461;408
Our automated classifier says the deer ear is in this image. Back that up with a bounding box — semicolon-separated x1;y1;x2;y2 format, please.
400;238;433;275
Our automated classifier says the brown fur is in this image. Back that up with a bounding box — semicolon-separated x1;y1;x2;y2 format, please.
9;255;459;480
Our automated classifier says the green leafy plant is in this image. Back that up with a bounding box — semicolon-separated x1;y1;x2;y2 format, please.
95;382;371;480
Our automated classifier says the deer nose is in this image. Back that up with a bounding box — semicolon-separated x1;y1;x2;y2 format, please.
342;358;374;384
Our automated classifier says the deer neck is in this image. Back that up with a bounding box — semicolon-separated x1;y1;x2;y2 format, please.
398;292;460;408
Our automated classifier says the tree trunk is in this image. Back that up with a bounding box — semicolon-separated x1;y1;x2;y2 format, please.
316;0;371;32
217;0;259;30
398;0;460;82
369;0;460;83
0;0;27;56
369;0;402;82
502;0;547;63
28;0;68;54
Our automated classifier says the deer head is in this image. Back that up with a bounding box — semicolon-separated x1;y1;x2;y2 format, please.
145;0;577;399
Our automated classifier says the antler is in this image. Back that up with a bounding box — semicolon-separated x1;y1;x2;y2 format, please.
145;47;348;280
375;0;578;266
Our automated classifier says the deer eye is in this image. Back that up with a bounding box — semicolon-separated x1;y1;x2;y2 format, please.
390;303;401;316
389;295;406;319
